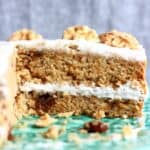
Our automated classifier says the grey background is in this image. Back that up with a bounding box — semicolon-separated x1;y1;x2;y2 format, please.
0;0;149;83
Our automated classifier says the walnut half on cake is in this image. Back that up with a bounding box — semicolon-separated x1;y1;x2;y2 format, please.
99;30;140;49
8;29;43;41
62;25;99;42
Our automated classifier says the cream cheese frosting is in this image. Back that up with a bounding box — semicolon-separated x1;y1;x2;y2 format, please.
0;125;9;140
0;43;16;101
0;43;14;77
14;39;146;61
20;82;146;101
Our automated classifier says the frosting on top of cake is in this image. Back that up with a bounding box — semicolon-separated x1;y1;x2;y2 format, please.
20;82;146;101
14;39;146;61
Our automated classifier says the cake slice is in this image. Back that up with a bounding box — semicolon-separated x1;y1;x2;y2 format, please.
14;34;147;118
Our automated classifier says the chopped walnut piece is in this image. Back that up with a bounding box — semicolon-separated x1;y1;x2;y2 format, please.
122;114;128;119
35;114;56;128
43;125;65;140
99;30;140;49
63;25;99;42
8;29;43;41
122;125;140;139
57;112;74;118
122;125;134;139
93;110;105;119
83;120;108;133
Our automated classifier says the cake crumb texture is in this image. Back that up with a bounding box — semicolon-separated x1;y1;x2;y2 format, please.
15;92;144;118
16;49;146;91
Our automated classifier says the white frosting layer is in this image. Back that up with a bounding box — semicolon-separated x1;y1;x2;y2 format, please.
14;39;146;61
20;82;146;101
0;125;9;140
0;43;15;100
0;43;14;77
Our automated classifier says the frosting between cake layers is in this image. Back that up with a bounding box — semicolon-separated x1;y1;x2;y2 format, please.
20;82;146;101
14;39;146;61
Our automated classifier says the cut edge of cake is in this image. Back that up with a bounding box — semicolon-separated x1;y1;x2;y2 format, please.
13;39;147;118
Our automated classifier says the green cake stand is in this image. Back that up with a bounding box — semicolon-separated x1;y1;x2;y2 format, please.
4;96;150;150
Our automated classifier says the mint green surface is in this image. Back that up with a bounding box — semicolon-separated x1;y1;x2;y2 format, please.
4;97;150;150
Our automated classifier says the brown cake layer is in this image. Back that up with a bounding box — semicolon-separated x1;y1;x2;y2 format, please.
16;48;146;92
15;91;144;118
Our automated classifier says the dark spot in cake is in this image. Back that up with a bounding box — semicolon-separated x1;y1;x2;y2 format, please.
31;51;44;58
68;44;79;50
105;112;110;116
38;93;50;101
35;93;56;113
8;127;15;141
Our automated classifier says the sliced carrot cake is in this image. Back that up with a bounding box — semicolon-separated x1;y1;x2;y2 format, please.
15;36;147;118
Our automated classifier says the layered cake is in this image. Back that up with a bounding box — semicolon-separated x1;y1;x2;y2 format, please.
15;29;147;118
0;27;148;141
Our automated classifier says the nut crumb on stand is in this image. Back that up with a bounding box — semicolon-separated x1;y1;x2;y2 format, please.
35;114;56;128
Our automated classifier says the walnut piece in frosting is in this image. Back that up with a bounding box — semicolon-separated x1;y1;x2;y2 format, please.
122;125;135;139
63;25;99;42
43;125;65;139
99;30;140;50
8;29;43;41
93;110;105;119
35;114;56;128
